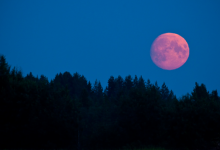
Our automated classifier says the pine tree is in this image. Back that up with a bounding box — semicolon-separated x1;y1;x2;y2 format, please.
138;75;145;90
192;82;209;101
123;75;133;91
107;76;115;97
133;75;138;88
87;81;92;94
92;79;103;100
0;55;11;87
146;79;152;89
160;82;169;100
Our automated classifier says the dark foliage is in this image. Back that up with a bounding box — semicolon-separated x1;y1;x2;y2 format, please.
0;55;220;150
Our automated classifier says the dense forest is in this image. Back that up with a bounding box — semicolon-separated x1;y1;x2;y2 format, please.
0;54;220;150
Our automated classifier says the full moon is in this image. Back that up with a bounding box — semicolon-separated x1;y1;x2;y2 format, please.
150;33;189;70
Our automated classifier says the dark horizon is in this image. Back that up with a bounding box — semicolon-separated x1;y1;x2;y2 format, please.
1;52;217;101
1;54;220;150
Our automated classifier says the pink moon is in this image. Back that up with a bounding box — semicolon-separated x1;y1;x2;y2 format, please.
150;33;189;70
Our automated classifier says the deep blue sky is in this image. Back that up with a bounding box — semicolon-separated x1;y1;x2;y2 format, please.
1;0;220;99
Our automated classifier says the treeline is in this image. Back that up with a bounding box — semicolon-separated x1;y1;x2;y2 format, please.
0;54;220;150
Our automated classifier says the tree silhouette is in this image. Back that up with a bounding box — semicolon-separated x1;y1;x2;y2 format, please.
0;54;220;150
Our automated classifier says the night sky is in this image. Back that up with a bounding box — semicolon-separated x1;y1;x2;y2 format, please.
1;0;220;99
